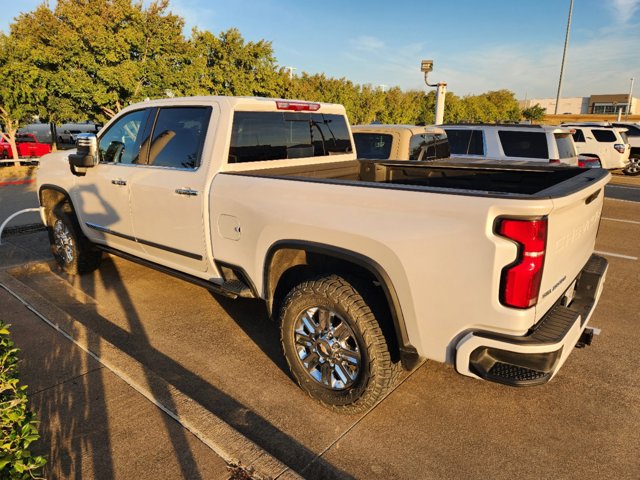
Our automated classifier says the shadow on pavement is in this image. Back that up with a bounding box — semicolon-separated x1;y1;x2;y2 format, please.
21;257;354;479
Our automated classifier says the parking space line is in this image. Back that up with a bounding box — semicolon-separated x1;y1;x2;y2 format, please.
594;250;638;261
601;217;640;225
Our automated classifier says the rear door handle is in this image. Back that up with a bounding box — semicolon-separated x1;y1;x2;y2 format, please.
111;179;127;186
175;188;198;196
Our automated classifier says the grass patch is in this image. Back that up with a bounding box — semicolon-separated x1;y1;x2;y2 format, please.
0;166;37;181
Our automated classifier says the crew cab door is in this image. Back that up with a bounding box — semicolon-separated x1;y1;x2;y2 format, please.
71;108;151;254
127;106;213;272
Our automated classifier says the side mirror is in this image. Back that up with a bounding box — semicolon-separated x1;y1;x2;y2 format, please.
69;134;98;175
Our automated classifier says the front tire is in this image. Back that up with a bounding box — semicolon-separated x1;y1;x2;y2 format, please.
280;274;399;413
623;155;640;176
48;203;102;274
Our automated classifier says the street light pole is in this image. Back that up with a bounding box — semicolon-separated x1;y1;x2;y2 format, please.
627;77;635;120
421;60;447;125
554;0;574;115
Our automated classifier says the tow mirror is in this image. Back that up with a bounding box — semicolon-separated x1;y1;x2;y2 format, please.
69;133;98;176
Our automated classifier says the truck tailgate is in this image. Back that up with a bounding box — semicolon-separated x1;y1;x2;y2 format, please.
535;173;609;319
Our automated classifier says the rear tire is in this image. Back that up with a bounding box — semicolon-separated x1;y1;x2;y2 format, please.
48;202;102;274
279;274;400;413
623;155;640;176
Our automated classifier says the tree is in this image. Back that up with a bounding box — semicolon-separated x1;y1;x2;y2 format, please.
0;30;45;158
191;28;281;98
522;103;547;122
2;0;197;124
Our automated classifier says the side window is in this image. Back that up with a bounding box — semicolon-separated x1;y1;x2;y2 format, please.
498;131;548;159
228;112;352;163
353;133;393;159
409;133;450;160
444;129;483;155
571;129;586;143
98;109;149;164
147;107;212;169
592;129;617;143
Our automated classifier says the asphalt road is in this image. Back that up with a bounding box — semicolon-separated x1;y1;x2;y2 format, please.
2;196;638;479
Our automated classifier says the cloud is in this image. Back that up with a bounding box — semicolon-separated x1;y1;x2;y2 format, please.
610;0;640;23
350;35;385;52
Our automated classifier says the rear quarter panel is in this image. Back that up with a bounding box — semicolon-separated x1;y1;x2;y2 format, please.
209;174;560;363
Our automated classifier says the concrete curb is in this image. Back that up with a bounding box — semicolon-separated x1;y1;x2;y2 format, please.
0;267;302;480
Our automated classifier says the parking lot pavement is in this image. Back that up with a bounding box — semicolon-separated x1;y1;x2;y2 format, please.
0;197;638;479
0;278;231;479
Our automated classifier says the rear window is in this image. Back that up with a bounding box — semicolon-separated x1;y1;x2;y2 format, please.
554;133;577;159
444;129;484;155
229;112;352;163
592;129;616;142
498;130;548;159
353;133;393;159
409;133;450;160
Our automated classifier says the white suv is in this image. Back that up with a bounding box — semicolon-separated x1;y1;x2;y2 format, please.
442;124;579;166
561;123;631;171
612;122;640;176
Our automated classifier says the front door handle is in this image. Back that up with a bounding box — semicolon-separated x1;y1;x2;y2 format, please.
111;179;127;186
175;188;198;197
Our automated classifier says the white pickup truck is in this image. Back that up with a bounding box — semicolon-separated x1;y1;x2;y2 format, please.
37;96;609;412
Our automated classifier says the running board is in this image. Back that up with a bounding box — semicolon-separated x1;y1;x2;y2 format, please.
96;245;256;300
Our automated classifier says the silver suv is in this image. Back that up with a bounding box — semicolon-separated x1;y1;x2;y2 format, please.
442;124;579;166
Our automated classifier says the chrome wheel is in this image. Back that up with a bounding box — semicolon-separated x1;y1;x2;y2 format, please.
53;219;74;264
293;307;361;390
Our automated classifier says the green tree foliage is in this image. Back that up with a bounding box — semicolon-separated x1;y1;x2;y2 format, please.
191;28;281;97
522;103;547;121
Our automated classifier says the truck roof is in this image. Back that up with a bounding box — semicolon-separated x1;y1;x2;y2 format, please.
351;124;446;135
117;95;347;116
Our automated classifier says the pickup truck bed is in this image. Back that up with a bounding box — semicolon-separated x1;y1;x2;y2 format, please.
229;159;604;197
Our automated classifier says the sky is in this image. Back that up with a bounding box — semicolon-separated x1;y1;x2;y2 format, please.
1;0;639;100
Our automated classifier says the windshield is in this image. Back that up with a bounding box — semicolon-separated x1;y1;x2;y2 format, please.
554;133;576;159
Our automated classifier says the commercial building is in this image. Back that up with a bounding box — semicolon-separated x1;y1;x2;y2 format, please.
521;93;639;115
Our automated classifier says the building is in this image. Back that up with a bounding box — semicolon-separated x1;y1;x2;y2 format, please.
520;94;639;115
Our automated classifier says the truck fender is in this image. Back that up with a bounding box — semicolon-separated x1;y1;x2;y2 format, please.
263;240;420;370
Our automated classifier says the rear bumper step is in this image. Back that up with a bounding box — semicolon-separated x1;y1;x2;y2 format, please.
456;254;608;386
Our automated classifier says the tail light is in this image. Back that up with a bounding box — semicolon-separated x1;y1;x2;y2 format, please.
613;143;626;154
497;218;548;309
276;101;321;111
578;155;601;168
549;159;561;164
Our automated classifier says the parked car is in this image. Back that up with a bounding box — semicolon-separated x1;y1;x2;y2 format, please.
37;96;608;412
442;124;579;166
57;122;101;144
352;124;450;160
611;122;640;175
0;133;52;161
561;122;631;171
17;123;54;145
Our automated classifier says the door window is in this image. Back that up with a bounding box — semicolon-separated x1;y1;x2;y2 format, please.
409;133;450;160
498;131;548;158
98;109;149;164
571;129;586;143
146;107;212;169
444;129;484;155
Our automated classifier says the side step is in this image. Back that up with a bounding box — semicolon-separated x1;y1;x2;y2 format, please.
97;245;256;299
